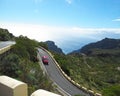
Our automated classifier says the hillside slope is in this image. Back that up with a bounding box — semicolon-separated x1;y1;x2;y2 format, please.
71;38;120;56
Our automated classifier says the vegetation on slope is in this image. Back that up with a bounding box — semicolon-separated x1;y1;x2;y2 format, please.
80;38;120;55
54;53;120;95
0;35;55;95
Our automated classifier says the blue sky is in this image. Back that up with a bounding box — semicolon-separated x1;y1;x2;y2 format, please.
0;0;120;53
1;0;120;27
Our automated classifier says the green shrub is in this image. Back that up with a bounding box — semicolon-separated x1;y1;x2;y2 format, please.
102;85;120;96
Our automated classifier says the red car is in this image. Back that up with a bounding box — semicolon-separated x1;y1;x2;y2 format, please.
42;56;49;65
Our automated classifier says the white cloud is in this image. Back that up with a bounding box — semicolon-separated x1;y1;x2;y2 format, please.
1;22;120;53
72;27;120;34
0;22;70;41
112;18;120;22
0;22;120;42
66;0;73;4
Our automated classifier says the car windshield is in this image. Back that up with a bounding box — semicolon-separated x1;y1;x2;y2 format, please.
43;58;48;60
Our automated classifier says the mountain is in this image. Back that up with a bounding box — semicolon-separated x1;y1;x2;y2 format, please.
0;28;14;41
45;41;64;54
70;38;120;56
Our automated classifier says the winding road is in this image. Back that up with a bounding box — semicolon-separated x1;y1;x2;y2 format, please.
0;41;15;49
38;48;90;96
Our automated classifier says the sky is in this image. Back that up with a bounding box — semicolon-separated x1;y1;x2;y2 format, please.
0;0;120;53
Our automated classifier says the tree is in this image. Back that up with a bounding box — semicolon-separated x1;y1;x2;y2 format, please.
0;54;20;77
12;35;39;62
39;42;48;50
0;28;14;41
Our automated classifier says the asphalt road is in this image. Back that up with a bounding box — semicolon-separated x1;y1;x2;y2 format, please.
0;41;15;49
38;48;90;96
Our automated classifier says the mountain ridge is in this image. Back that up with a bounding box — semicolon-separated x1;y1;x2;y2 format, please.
70;38;120;56
45;41;64;54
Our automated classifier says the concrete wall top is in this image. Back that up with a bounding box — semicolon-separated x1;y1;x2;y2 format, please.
0;75;26;89
0;41;16;54
31;89;61;96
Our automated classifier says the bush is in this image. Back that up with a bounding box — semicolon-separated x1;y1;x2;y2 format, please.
102;85;120;96
0;53;20;77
